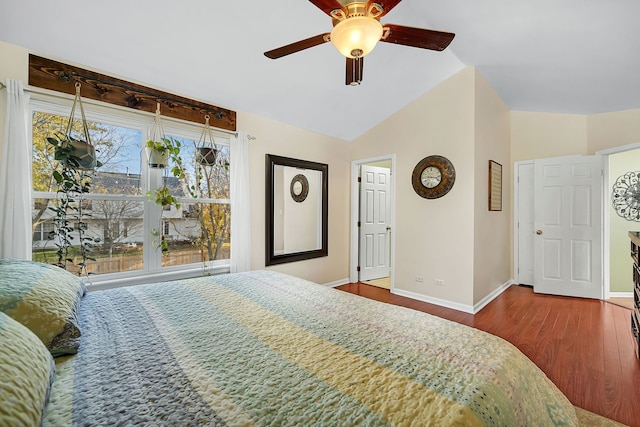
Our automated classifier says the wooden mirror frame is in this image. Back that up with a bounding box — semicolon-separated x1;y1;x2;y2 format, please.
266;154;328;266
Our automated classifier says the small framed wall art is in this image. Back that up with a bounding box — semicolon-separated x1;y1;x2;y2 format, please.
488;160;502;211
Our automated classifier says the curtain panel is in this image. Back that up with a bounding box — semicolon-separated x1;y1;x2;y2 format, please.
230;131;251;272
0;79;32;259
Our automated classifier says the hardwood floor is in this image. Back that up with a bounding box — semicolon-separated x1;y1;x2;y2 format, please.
336;282;640;426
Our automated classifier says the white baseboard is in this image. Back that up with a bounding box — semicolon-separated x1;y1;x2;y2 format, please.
393;280;513;315
324;278;350;288
609;291;633;298
474;280;513;313
392;288;475;314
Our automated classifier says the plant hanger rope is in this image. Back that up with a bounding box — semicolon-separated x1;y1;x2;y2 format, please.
196;115;218;167
59;82;97;170
198;115;215;147
149;102;165;143
66;82;92;145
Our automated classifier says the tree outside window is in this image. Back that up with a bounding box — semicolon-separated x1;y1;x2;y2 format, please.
31;108;231;277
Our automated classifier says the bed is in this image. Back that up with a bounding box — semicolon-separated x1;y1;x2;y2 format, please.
0;259;622;426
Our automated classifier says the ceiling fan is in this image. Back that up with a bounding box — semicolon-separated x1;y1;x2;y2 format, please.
264;0;455;86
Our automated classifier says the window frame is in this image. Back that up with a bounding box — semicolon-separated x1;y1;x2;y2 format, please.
29;94;232;287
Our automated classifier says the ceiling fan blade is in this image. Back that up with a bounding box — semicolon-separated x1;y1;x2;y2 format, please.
264;33;330;59
308;0;346;17
346;57;364;86
368;0;403;17
381;24;455;51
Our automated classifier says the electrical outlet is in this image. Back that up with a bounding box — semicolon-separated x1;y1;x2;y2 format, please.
434;279;445;286
415;276;424;283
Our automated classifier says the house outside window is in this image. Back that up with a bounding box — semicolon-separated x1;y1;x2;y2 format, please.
30;98;231;280
32;221;54;242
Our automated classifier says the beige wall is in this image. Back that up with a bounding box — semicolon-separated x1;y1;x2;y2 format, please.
0;40;351;285
241;110;351;284
511;109;640;163
511;111;588;162
351;67;511;308
589;110;640;154
352;67;475;306
473;70;511;303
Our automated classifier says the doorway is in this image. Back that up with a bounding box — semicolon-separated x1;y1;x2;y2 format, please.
515;155;603;299
514;142;640;299
350;155;396;290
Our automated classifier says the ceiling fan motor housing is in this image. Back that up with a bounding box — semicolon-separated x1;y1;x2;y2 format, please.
330;2;384;58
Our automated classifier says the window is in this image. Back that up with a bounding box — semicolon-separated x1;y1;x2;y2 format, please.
32;221;54;242
30;99;231;280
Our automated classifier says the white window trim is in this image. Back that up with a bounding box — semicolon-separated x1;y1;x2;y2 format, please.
29;93;233;288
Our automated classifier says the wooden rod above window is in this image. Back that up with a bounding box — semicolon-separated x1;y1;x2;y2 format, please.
28;54;236;132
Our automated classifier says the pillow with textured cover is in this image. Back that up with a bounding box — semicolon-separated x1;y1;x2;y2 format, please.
0;258;85;356
0;311;56;426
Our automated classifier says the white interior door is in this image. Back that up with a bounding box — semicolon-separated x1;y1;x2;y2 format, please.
533;155;603;298
359;165;391;281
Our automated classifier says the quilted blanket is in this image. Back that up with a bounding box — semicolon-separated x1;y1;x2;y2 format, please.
43;270;579;426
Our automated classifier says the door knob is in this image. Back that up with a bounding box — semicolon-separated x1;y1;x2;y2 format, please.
386;226;391;231
536;230;543;235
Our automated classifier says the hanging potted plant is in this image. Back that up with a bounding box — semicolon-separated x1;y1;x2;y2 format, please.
149;184;180;254
146;135;186;208
148;167;185;254
54;82;98;170
144;106;187;253
150;185;180;210
145;103;174;169
197;146;218;166
46;83;102;275
145;137;172;169
196;115;218;166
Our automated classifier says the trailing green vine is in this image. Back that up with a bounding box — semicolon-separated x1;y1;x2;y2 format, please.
145;137;189;253
47;133;102;275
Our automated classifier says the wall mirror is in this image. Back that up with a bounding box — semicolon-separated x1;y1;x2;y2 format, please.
266;154;328;265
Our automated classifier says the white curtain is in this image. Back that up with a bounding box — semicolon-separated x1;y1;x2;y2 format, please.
229;131;251;272
0;79;32;259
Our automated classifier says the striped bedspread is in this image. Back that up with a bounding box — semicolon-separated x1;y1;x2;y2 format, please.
43;270;579;426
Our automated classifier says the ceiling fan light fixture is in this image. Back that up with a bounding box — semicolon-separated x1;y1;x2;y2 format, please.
330;16;383;58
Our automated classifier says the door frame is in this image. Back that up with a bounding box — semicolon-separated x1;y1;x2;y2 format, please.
596;141;640;300
513;142;640;300
350;155;396;288
513;160;534;286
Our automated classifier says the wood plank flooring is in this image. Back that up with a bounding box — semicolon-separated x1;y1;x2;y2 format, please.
336;282;640;426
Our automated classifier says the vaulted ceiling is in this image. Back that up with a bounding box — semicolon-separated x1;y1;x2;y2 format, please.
2;0;639;141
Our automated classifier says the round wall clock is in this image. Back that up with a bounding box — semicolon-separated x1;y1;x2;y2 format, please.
612;171;640;221
411;155;456;199
290;174;309;203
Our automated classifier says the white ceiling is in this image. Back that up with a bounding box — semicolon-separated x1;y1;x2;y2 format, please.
2;0;639;141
